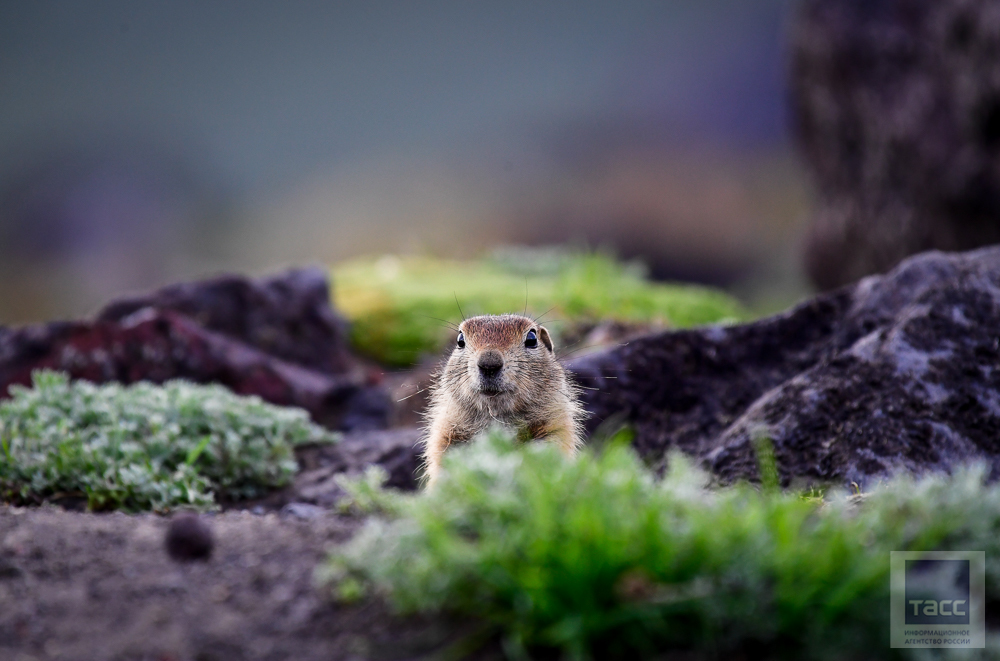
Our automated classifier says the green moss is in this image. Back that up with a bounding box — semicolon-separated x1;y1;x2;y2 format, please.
331;248;744;366
325;430;1000;659
0;371;338;512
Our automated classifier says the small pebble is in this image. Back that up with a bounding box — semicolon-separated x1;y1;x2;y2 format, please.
165;513;214;562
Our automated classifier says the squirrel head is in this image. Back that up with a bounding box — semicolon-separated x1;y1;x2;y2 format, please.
441;313;558;407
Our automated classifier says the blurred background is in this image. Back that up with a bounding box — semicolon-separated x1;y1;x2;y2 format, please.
0;0;812;324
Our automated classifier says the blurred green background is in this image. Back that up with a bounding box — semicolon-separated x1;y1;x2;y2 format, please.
0;0;808;325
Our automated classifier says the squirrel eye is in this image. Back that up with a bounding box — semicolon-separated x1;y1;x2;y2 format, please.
457;332;465;348
524;330;538;348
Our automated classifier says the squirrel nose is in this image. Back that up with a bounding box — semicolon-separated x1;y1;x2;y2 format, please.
478;351;503;378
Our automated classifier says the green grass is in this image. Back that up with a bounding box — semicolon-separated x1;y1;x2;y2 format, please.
324;430;1000;660
331;248;745;366
0;371;338;512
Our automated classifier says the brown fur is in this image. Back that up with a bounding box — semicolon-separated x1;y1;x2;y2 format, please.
422;313;585;486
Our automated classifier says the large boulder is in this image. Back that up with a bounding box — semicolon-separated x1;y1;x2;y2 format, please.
792;0;1000;290
0;268;391;431
572;246;1000;488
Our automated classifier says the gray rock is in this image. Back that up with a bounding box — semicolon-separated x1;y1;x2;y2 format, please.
572;247;1000;488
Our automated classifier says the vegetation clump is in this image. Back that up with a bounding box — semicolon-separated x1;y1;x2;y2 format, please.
326;430;1000;659
0;371;336;512
332;248;745;366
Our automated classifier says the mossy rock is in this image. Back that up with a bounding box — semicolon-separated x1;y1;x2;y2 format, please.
332;248;745;366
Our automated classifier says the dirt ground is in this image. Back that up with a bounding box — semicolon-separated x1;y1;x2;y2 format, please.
0;505;495;661
0;428;499;661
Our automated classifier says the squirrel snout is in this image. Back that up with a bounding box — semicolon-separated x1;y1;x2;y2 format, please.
477;351;504;378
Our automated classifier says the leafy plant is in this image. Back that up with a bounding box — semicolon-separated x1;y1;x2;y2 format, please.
325;430;1000;659
331;248;744;366
0;371;337;512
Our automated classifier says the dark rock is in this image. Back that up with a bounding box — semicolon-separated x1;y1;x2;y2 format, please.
98;267;353;374
0;269;391;431
289;428;423;507
228;428;424;512
165;514;214;562
792;0;1000;290
572;246;1000;488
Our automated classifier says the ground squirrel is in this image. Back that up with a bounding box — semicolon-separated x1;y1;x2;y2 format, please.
422;313;585;486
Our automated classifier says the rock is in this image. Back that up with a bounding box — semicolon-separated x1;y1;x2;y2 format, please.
227;428;423;512
288;428;424;507
571;246;1000;488
165;513;214;562
792;0;1000;290
0;268;391;431
98;267;353;374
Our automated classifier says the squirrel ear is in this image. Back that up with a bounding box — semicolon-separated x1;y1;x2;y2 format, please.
538;326;554;352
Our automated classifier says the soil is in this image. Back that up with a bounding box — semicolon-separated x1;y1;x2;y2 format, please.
0;505;494;661
0;426;492;661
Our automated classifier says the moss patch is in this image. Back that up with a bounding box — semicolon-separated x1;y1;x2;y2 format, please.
332;248;745;366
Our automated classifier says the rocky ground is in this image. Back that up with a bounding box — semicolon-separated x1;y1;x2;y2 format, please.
5;245;1000;658
0;269;436;661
